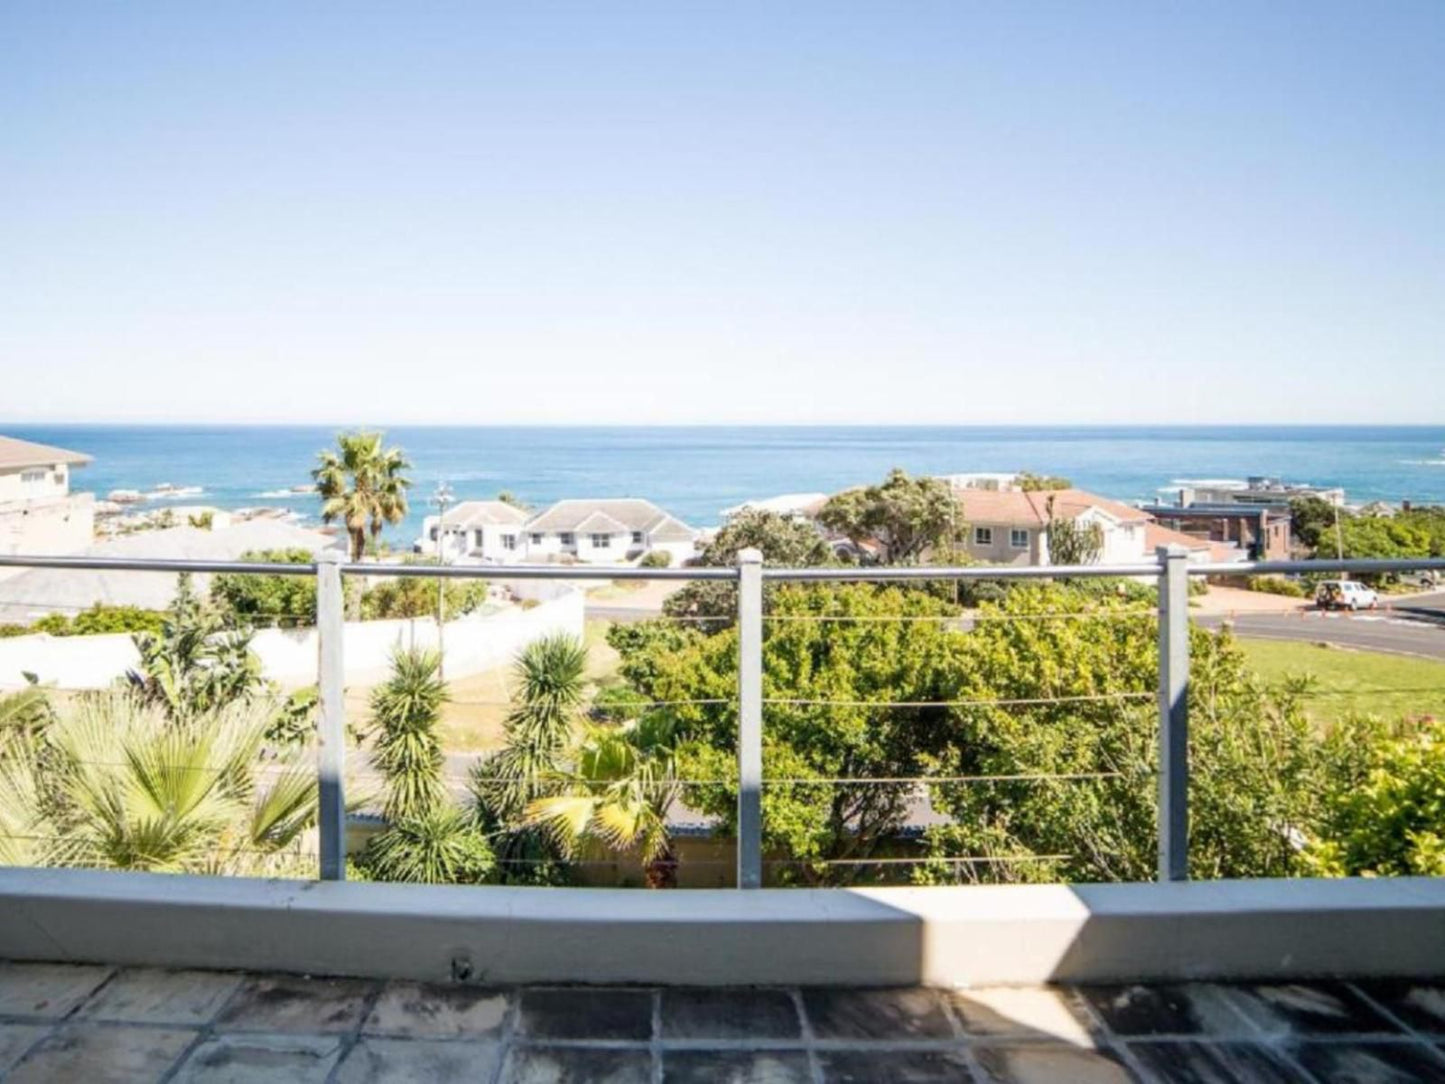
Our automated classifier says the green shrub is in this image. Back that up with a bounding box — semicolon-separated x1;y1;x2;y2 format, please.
360;561;488;620
210;549;318;627
590;684;651;722
639;550;673;569
1246;575;1306;598
19;606;166;638
1308;723;1445;877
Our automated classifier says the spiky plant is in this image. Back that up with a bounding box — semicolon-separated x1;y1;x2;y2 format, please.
471;634;588;825
2;693;317;877
367;647;448;823
362;805;495;884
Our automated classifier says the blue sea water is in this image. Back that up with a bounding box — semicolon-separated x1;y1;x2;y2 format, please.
5;425;1445;542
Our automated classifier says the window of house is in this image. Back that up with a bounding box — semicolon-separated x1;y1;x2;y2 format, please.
20;469;45;485
502;534;517;550
590;533;612;548
560;532;575;546
428;527;438;541
474;529;485;548
631;531;644;545
1010;528;1029;549
973;527;993;546
531;533;543;545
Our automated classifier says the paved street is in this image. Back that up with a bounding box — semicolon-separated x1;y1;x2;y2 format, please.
1199;603;1445;661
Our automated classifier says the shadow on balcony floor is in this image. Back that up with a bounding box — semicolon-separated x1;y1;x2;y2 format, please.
2;961;1445;1081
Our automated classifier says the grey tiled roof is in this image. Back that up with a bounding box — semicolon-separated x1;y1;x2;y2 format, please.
0;435;91;470
526;498;695;539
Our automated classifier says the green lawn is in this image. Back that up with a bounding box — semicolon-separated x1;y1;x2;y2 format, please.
1238;639;1445;728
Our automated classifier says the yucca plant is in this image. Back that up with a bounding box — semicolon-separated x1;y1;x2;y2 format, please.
366;647;448;823
362;805;495;884
472;634;588;825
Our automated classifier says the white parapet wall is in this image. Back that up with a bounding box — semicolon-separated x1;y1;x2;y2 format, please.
1;870;1443;987
0;589;585;690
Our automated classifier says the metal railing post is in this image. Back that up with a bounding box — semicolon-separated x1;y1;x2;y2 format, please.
736;548;764;889
1157;544;1191;882
316;550;347;881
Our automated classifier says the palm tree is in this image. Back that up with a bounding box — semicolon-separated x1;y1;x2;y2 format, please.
0;694;317;877
523;713;684;888
366;647;448;823
471;634;588;825
313;431;413;562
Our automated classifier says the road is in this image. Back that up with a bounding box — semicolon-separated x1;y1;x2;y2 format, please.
1198;592;1445;660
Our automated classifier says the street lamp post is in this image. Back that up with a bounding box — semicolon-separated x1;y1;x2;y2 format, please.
432;480;454;679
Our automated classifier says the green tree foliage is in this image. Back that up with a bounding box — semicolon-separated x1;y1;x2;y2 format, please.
1289;495;1341;554
210;549;318;627
638;550;673;569
817;469;957;565
1015;472;1073;491
313;431;413;561
918;586;1322;883
0;694;316;876
127;575;267;722
27;605;166;637
662;508;835;628
496;490;530;511
1044;496;1104;566
621;585;969;883
360;562;489;620
366;647;448;823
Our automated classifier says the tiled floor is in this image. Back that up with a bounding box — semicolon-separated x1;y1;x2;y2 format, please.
2;962;1445;1081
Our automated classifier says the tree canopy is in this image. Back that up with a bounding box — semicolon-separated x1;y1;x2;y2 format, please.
313;431;412;561
817;469;957;565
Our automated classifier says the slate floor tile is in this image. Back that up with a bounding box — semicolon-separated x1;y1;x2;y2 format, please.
949;986;1097;1044
170;1032;345;1084
1075;984;1254;1038
818;1048;974;1083
1235;982;1401;1038
1126;1040;1303;1084
972;1042;1140;1084
76;968;244;1025
503;1044;653;1084
1354;981;1445;1035
664;1049;812;1083
362;981;509;1038
0;962;113;1019
333;1036;503;1083
212;974;376;1033
7;1023;195;1084
802;987;956;1041
1291;1040;1445;1083
0;1023;50;1075
660;988;802;1040
516;987;654;1041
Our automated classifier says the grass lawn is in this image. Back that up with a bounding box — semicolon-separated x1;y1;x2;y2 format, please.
1237;639;1445;728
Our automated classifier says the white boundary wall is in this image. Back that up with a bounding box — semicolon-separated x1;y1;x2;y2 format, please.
2;870;1442;987
0;589;584;690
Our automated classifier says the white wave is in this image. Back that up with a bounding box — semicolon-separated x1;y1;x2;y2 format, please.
1398;459;1445;467
1166;478;1248;488
255;489;308;498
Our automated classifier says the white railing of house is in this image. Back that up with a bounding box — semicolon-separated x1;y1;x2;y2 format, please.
3;549;1444;887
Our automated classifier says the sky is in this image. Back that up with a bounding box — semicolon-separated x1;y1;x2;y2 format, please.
1;2;1442;425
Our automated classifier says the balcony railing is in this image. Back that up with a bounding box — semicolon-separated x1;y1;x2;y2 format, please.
4;548;1444;891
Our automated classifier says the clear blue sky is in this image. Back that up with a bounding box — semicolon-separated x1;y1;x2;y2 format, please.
2;2;1441;425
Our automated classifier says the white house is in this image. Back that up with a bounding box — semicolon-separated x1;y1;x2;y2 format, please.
0;435;95;583
522;499;697;566
952;488;1151;567
721;493;829;523
415;501;531;564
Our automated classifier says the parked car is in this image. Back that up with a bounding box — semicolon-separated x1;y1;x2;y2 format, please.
1315;580;1379;611
1398;570;1440;590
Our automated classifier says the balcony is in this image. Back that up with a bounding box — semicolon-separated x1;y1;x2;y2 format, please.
1;550;1444;1081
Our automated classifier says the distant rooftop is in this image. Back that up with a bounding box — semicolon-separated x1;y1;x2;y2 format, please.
0;435;91;471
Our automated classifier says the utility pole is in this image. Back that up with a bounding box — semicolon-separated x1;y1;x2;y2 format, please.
1333;502;1345;570
432;479;454;680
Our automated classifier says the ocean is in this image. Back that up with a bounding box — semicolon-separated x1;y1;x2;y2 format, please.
6;425;1445;542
